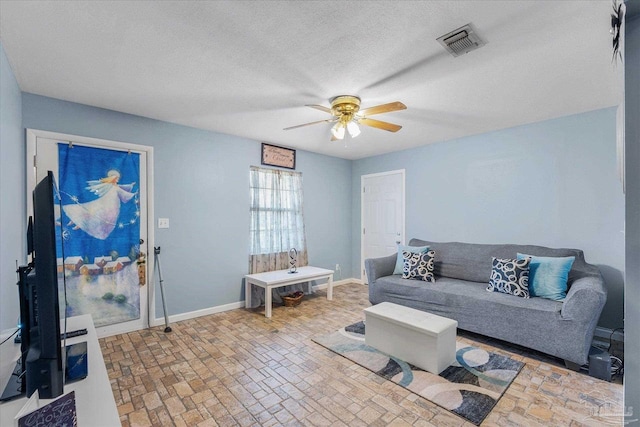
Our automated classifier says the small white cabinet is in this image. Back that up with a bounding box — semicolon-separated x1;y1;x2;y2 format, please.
364;302;458;374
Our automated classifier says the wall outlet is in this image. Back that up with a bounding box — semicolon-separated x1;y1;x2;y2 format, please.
158;218;170;229
335;264;340;271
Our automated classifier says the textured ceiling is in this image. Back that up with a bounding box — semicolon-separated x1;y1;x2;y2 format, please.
0;1;622;160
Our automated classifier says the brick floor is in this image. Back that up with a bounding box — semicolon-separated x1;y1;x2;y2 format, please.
101;283;623;426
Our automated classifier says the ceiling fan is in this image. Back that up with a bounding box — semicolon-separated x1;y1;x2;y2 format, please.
284;95;407;141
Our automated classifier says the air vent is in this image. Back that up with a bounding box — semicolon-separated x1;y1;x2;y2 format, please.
437;23;485;57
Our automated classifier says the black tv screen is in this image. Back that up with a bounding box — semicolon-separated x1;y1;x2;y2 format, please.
25;171;64;399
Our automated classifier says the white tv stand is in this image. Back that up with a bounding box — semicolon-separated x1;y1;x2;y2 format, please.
0;315;120;426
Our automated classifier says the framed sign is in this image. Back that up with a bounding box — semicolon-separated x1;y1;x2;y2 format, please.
261;143;296;170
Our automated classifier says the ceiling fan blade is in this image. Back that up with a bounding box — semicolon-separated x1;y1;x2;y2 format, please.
283;119;335;131
359;117;402;132
306;104;333;114
359;101;407;117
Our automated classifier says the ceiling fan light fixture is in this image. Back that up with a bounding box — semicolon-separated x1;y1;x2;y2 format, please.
285;95;406;140
331;122;345;140
347;121;361;138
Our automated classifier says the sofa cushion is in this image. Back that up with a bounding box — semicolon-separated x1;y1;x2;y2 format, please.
367;275;574;361
409;239;593;285
393;244;429;275
487;257;530;298
369;275;560;315
402;250;435;282
407;239;500;282
517;253;575;300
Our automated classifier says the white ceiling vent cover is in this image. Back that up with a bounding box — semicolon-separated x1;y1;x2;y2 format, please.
437;24;485;57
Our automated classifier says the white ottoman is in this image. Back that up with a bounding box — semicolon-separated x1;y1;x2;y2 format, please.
364;302;458;374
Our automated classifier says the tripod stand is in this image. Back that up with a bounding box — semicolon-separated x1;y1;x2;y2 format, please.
154;246;172;333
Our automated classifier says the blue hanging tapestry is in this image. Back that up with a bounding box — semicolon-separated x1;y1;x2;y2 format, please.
57;144;141;327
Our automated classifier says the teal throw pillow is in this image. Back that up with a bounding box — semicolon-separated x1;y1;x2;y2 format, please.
516;253;575;300
393;244;429;275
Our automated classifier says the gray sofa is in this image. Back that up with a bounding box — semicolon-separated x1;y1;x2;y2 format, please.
364;238;607;366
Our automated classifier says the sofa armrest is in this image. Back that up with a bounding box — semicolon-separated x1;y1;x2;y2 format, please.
561;276;607;322
364;253;397;284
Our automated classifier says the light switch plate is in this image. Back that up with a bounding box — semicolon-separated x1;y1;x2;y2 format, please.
158;218;170;229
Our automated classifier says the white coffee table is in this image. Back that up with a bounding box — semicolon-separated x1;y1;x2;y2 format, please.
245;266;334;318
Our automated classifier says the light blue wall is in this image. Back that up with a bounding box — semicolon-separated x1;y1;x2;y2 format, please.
19;93;352;323
352;107;624;329
0;42;25;331
298;151;353;280
3;64;626;336
624;0;639;421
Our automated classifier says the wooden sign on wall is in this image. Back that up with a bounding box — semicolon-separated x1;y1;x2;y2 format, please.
261;143;296;169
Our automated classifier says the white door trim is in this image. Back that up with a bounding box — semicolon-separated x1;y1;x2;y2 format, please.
360;169;406;282
26;128;155;337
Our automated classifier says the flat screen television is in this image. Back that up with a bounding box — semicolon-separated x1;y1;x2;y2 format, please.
0;171;64;401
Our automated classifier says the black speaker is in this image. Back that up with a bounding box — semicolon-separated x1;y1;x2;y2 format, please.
588;346;612;381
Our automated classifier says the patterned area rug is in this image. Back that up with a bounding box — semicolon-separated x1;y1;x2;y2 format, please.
313;321;524;425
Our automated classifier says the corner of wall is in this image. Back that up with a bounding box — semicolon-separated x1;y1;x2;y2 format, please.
0;41;26;331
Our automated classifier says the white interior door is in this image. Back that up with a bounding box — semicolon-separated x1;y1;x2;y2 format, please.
27;129;154;337
361;170;405;283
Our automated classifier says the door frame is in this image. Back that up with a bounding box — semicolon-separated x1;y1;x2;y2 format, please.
360;169;406;282
26;128;155;337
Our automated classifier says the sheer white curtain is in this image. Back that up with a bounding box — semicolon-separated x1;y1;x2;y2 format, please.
248;166;310;307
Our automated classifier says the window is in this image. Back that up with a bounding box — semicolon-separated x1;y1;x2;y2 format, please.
249;166;306;255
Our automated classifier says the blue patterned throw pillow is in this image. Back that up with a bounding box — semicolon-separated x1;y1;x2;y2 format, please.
393;244;429;275
487;257;531;298
517;253;575;300
402;250;436;282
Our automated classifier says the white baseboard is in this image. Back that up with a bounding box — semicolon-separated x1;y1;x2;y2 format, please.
151;301;245;327
312;278;361;290
150;278;363;328
98;322;151;339
594;326;624;343
3;280;368;339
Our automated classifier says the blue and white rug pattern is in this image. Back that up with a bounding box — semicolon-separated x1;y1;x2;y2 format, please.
313;321;524;425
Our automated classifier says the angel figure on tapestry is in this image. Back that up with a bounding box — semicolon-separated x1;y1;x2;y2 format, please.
62;169;138;240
